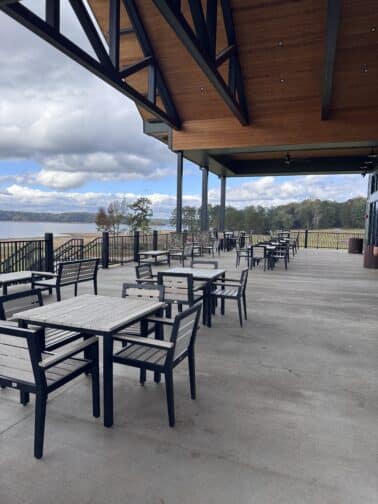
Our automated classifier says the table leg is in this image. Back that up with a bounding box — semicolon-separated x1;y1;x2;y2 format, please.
103;336;114;427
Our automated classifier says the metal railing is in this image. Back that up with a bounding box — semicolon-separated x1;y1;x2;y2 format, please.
54;238;84;263
109;234;135;265
0;239;46;273
251;230;365;249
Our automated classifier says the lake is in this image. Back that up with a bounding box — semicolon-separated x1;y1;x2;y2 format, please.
0;221;97;239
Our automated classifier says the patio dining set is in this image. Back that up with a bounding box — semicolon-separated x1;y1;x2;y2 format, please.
0;253;249;459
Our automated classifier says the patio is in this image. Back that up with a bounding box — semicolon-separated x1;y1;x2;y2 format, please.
0;249;377;504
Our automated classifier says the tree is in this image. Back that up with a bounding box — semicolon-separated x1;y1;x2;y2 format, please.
107;198;128;234
127;197;152;232
95;207;110;232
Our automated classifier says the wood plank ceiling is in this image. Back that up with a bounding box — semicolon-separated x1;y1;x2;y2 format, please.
88;0;378;176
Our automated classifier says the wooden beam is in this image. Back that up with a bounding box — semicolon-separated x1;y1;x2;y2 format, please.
321;0;342;120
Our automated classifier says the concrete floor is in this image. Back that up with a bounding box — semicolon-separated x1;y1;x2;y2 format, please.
0;249;377;504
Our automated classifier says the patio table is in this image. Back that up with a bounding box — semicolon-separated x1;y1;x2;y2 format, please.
14;294;165;428
138;249;170;266
161;267;225;328
0;270;56;295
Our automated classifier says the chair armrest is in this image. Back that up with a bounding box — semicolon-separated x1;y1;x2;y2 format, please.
121;335;173;349
31;271;57;278
0;322;41;337
39;336;98;369
135;278;157;284
145;316;175;325
169;248;182;253
212;282;241;287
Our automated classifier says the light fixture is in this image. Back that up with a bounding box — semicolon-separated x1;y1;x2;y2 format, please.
280;78;286;83
370;26;376;32
277;40;284;47
362;65;368;73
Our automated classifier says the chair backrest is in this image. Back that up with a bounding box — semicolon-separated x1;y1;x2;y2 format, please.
183;244;193;257
157;272;194;305
169;304;202;361
0;289;43;321
240;268;249;294
190;260;218;269
78;259;99;281
135;263;153;280
122;282;164;301
250;245;265;259
58;261;80;284
0;323;44;386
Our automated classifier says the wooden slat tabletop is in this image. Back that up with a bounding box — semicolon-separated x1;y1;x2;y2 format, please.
161;267;225;280
13;294;164;334
138;250;169;256
0;271;55;283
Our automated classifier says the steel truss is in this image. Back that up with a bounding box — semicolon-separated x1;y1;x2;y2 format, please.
153;0;249;125
1;0;181;129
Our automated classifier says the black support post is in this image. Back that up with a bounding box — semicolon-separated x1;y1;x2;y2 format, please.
102;231;109;269
200;166;209;232
44;233;54;273
219;175;226;231
153;230;158;250
133;230;140;262
176;151;183;233
304;229;308;249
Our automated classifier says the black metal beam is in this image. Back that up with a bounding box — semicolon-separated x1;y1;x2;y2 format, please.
46;0;60;31
122;0;180;128
1;1;180;129
119;56;153;78
206;0;218;60
321;0;342;120
216;44;235;67
213;156;371;176
153;0;249;125
176;151;183;233
188;0;209;53
69;0;112;68
109;0;120;70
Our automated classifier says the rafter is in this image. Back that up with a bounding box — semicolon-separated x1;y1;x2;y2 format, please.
0;0;181;129
153;0;249;125
321;0;342;120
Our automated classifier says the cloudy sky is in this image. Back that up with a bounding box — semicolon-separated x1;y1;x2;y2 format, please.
0;1;368;219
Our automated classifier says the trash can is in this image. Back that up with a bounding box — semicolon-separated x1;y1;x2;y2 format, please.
348;238;363;254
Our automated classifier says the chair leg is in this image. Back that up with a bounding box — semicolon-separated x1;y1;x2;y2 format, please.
94;278;98;295
74;283;78;297
165;370;175;427
221;297;225;315
243;294;247;320
34;392;47;459
140;368;146;385
20;390;30;406
56;286;61;302
188;350;196;400
237;298;243;327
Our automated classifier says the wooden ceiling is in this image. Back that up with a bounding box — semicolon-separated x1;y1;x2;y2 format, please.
87;0;378;176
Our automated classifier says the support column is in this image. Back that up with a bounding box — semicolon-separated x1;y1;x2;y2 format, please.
219;175;226;231
176;151;183;233
200;166;209;231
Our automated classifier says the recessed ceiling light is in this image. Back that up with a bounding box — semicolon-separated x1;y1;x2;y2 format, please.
370;26;376;32
362;65;368;73
280;78;286;83
200;87;205;92
278;40;284;47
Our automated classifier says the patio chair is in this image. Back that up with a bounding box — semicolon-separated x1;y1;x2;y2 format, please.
0;322;99;458
249;245;265;269
190;259;219;269
0;289;83;351
235;244;249;268
135;263;156;284
169;243;193;266
271;243;290;269
112;304;202;427
211;268;249;327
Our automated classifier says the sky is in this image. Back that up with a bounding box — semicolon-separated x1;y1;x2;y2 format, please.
0;1;368;219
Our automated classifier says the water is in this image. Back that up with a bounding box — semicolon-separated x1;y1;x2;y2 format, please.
0;221;97;239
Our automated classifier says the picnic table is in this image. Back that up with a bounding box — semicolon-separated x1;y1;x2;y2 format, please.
0;270;56;295
14;294;165;428
138;250;170;266
161;267;225;328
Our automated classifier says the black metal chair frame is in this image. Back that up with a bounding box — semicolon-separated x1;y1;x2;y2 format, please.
212;268;249;327
135;263;156;284
32;258;99;301
0;323;99;458
113;304;202;427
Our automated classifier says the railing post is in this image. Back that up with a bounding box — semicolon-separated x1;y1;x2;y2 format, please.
304;229;308;249
44;233;54;272
153;230;158;250
102;231;109;269
133;230;140;262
